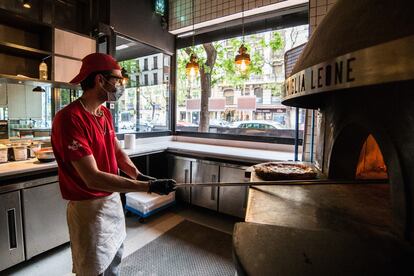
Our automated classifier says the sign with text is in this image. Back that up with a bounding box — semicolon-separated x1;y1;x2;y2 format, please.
283;35;414;105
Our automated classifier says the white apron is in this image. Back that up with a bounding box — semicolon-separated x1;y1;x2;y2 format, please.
67;193;126;275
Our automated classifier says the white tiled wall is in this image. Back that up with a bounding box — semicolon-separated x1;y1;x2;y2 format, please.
169;0;285;32
309;0;337;34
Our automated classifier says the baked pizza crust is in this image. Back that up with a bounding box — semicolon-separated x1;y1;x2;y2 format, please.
253;162;317;181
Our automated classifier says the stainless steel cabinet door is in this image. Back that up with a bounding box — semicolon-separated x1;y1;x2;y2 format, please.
22;182;69;259
219;166;249;218
168;156;192;202
191;161;219;210
0;191;25;271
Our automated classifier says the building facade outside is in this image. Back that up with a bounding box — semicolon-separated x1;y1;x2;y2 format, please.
176;25;309;131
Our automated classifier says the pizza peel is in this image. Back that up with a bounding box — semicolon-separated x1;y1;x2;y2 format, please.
174;178;386;188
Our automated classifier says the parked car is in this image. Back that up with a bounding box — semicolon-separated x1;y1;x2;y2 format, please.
176;121;198;127
209;119;230;127
119;121;135;130
230;120;286;129
138;121;154;132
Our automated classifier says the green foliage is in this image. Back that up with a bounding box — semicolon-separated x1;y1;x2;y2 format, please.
120;59;140;88
269;32;284;52
176;30;286;98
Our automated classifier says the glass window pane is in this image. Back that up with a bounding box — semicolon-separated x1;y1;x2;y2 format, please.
116;42;171;134
175;24;309;147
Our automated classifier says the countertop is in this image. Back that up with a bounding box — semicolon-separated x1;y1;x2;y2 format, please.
0;140;295;179
232;172;412;275
11;128;51;131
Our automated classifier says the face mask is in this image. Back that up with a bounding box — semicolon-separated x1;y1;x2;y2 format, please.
101;78;125;102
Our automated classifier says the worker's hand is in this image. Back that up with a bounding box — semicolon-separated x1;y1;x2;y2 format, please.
136;173;156;181
148;179;176;195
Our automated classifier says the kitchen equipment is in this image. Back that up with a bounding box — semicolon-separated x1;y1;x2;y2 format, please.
0;191;25;271
125;191;175;222
0;120;8;139
12;145;27;161
0;145;8;163
34;147;55;162
28;142;42;158
175;178;387;188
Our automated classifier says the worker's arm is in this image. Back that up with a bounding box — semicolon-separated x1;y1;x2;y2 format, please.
71;154;149;193
114;138;155;181
114;138;140;179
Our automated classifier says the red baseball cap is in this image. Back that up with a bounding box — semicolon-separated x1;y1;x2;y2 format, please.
70;53;121;84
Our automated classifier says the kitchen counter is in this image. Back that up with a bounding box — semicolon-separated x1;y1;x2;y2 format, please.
0;139;295;179
11;128;51;131
232;172;412;275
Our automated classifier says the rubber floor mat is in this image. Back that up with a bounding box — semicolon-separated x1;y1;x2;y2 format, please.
120;220;235;276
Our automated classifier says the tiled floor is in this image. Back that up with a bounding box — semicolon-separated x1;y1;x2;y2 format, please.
3;205;241;276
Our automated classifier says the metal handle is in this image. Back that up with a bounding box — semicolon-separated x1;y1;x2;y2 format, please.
243;187;249;209
184;169;188;184
7;208;17;249
211;175;216;200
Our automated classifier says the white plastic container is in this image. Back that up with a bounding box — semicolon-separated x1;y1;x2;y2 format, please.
0;147;8;163
124;134;136;149
13;145;28;161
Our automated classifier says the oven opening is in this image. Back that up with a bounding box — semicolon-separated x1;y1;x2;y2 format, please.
355;134;388;180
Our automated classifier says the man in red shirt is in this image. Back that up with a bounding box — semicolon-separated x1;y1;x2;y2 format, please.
51;53;175;275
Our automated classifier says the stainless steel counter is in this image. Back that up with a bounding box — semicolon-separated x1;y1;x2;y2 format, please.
0;140;295;180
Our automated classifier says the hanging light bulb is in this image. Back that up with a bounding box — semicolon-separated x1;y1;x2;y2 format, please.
121;67;129;86
235;44;251;73
23;0;31;8
235;0;251;74
186;53;199;78
186;0;199;78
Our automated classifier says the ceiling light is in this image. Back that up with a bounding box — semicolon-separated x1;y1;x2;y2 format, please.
23;0;31;9
121;67;129;86
235;0;251;74
116;44;129;50
185;54;199;78
235;44;251;72
185;0;199;78
177;31;194;38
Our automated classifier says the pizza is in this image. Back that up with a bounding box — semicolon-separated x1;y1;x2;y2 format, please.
253;162;317;181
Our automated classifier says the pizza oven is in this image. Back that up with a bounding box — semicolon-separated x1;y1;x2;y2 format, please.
282;0;414;242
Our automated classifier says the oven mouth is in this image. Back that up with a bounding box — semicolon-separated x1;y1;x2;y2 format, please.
356;134;388;180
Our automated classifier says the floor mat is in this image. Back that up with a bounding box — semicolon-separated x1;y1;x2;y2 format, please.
120;220;235;276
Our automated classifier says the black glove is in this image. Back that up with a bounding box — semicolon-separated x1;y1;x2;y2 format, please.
148;179;176;195
136;173;156;181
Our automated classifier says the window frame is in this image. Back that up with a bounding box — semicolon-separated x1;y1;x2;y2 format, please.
172;23;308;151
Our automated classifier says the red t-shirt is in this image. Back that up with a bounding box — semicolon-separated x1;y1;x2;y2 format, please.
51;100;118;200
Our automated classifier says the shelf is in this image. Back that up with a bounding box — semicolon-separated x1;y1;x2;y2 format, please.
0;74;80;90
0;41;51;59
0;8;52;33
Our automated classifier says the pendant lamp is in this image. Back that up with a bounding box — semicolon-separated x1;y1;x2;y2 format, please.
186;53;199;78
185;0;199;78
235;0;250;73
121;67;129;86
23;0;31;9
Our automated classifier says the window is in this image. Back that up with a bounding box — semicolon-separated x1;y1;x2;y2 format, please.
153;56;158;69
224;89;234;105
176;25;309;146
153;73;158;85
115;34;171;134
144;58;148;71
254;87;263;103
144;74;148;86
